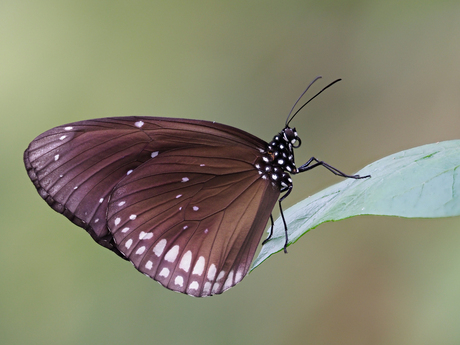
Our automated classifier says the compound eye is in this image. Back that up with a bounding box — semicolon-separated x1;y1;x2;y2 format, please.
283;128;295;141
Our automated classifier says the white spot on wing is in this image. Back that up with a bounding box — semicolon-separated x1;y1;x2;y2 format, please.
153;239;167;256
118;201;125;207
164;245;179;262
216;271;225;281
189;281;199;290
127;169;133;175
54;154;59;161
135;246;146;255
121;227;130;233
145;261;153;270
129;214;137;220
64;126;73;130
235;267;244;283
159;267;170;278
99;198;104;203
182;225;188;230
203;282;212;295
200;164;205;167
211;283;220;294
181;177;189;182
176;194;182;199
125;239;133;249
139;231;153;240
151;151;159;158
223;270;234;290
179;250;192;272
59;135;66;140
192;256;205;276
175;275;184;287
114;217;121;226
207;264;217;280
134;120;144;128
204;228;209;234
192;206;199;211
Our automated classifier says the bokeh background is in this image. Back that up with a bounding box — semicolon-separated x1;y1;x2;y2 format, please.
2;1;460;344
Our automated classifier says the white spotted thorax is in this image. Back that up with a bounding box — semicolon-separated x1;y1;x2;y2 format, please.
255;126;299;189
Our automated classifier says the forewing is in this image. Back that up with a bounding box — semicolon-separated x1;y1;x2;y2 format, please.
107;146;280;296
24;117;266;256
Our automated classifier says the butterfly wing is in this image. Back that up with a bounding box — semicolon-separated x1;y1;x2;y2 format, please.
24;117;279;295
24;118;154;255
107;145;279;296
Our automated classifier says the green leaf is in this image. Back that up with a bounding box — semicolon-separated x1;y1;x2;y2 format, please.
251;140;460;271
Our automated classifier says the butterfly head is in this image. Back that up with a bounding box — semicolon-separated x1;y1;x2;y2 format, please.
267;126;301;154
282;126;301;149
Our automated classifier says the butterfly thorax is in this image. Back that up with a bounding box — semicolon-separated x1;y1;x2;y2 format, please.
255;126;300;190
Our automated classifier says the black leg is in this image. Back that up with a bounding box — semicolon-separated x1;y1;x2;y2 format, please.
278;186;292;254
262;214;275;245
262;188;292;253
297;157;371;179
263;158;369;254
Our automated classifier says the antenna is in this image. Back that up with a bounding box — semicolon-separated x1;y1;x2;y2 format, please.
285;78;342;127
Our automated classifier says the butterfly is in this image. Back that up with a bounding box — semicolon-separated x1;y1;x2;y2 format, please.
24;77;370;297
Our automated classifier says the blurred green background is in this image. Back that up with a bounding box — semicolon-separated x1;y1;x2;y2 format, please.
2;1;460;344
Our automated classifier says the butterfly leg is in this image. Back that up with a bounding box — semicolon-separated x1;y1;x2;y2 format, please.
297;157;371;179
262;214;275;245
278;186;293;254
261;188;292;253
